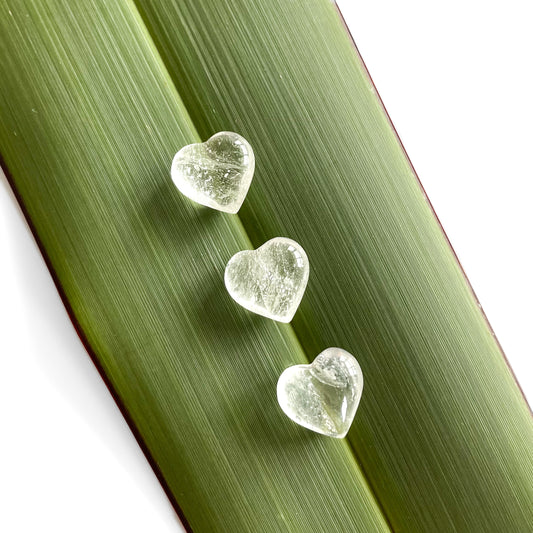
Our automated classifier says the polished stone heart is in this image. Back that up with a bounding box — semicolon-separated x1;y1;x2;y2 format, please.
171;131;254;213
224;237;309;323
277;348;363;438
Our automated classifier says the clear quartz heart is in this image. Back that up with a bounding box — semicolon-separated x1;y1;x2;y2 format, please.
171;131;255;213
224;237;309;323
277;348;363;438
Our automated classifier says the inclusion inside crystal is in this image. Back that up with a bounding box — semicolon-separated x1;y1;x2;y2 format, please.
277;348;363;438
171;131;254;213
224;237;309;323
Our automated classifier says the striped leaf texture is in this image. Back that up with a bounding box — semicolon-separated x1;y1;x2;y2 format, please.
1;1;531;531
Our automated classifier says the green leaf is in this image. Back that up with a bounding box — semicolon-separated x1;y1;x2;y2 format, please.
1;0;531;532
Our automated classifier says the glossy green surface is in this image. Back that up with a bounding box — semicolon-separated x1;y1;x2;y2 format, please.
1;0;531;531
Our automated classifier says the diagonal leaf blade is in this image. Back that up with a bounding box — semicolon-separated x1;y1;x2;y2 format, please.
134;0;533;531
0;0;391;531
1;0;532;531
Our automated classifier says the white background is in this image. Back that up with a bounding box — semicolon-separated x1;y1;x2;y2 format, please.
1;1;531;531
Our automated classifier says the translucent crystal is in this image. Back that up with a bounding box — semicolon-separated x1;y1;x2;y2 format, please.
224;237;309;323
277;348;363;438
171;131;255;213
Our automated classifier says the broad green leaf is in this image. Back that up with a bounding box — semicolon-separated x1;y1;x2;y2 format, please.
1;0;532;532
134;0;533;530
0;1;389;532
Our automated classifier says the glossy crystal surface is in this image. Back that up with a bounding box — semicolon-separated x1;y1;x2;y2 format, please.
171;131;254;213
224;237;309;322
277;348;363;438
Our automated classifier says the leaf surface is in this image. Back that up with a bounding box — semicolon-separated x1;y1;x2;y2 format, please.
1;0;532;532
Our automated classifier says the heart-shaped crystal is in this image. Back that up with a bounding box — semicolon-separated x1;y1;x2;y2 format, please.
277;348;363;438
171;131;255;213
224;237;309;323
